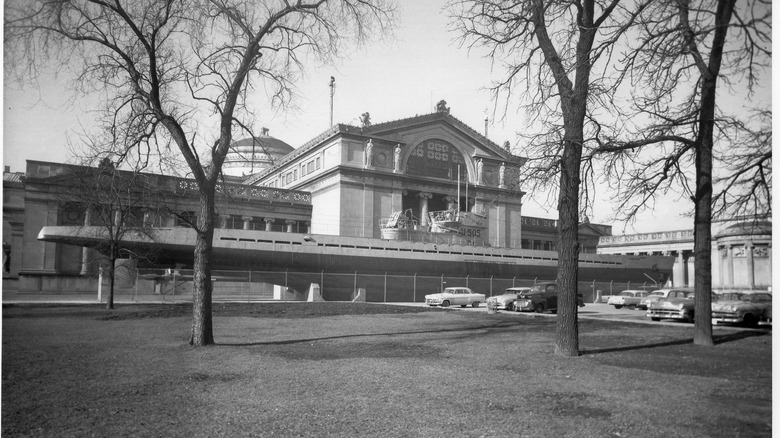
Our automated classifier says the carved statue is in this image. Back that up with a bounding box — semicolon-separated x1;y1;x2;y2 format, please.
393;144;401;172
499;162;506;187
435;100;450;114
476;158;483;185
360;112;371;127
365;139;374;167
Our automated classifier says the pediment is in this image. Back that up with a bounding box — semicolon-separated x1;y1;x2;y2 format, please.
361;111;524;165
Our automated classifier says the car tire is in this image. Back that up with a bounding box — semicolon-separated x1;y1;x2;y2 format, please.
687;312;695;323
472;301;480;308
507;303;515;312
441;300;450;308
628;305;636;310
743;313;758;328
535;304;545;313
651;317;661;321
614;305;623;309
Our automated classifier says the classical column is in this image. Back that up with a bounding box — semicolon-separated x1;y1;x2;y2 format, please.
264;218;275;232
418;192;432;226
726;245;735;288
746;243;755;289
685;251;694;288
672;250;685;287
285;220;296;233
718;246;726;288
80;208;92;275
242;216;253;230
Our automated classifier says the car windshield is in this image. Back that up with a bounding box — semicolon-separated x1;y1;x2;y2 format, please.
742;294;771;302
649;291;666;297
619;291;634;297
720;293;744;301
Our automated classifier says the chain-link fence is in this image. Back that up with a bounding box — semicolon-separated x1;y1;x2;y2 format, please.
103;268;664;303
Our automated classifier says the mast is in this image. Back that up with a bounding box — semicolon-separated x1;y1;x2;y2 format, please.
465;167;468;212
457;165;461;213
329;76;336;127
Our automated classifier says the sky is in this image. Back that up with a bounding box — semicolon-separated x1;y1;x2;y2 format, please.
2;1;765;234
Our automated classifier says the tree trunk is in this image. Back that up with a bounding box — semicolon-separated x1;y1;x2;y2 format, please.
693;137;714;346
106;251;115;310
555;136;582;357
691;0;735;347
190;187;215;346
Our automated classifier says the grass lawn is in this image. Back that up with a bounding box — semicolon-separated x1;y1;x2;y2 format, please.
2;302;772;437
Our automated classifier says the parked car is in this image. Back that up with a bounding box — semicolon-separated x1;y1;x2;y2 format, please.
647;292;719;323
513;283;585;313
638;288;691;310
425;287;486;308
607;290;649;310
711;292;772;327
486;287;531;311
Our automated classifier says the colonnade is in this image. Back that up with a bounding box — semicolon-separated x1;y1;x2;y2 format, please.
718;243;772;290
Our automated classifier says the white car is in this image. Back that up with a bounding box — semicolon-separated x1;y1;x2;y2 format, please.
425;287;486;308
607;290;649;310
639;288;691;310
486;287;531;311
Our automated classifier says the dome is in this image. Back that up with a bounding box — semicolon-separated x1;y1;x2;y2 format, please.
223;128;294;177
715;220;772;239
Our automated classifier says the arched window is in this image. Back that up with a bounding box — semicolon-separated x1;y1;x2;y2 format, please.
405;139;468;181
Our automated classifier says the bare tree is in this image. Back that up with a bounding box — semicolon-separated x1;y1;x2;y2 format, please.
591;0;771;345
68;157;163;309
449;0;646;357
5;0;395;345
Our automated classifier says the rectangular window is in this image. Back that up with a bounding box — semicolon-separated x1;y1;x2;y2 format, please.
315;157;321;169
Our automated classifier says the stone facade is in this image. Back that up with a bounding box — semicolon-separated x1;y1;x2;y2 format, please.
246;111;529;248
597;219;772;290
5;161;312;293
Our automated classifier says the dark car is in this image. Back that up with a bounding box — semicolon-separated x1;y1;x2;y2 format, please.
513;282;585;313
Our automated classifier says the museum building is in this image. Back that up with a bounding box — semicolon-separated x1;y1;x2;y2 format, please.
4;105;622;293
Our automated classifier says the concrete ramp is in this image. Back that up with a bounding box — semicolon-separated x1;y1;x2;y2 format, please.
352;288;366;302
307;283;325;302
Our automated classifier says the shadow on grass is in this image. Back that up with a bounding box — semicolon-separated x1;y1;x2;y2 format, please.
217;318;546;347
579;329;769;355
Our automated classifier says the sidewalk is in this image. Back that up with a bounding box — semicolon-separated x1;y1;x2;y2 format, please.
2;290;189;305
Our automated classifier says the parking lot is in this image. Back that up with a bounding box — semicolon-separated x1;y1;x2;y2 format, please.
390;301;772;330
